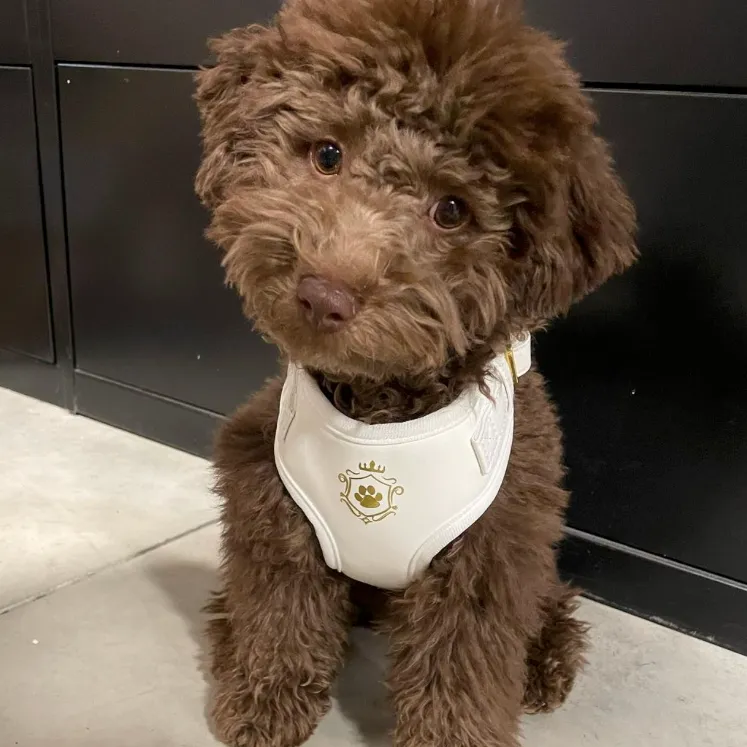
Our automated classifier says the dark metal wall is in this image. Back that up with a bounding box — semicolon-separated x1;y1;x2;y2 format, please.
525;0;747;86
0;68;53;363
1;0;746;654
0;1;29;64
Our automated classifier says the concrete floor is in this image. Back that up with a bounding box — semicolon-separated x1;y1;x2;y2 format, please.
1;387;745;746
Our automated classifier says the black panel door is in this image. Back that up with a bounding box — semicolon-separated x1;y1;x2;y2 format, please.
0;67;53;362
51;0;282;66
0;1;29;64
59;65;275;414
537;90;747;584
525;0;747;87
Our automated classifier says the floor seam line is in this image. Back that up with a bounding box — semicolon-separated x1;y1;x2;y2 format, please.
0;519;219;616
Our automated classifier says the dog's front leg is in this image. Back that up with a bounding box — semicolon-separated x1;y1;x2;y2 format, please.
385;521;551;747
208;381;353;747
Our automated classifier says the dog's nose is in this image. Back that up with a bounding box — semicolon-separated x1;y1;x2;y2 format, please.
296;275;357;331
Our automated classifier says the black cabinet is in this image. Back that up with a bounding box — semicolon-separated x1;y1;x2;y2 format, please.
525;0;747;87
0;68;53;362
51;0;282;66
0;1;29;64
538;90;747;586
59;65;275;415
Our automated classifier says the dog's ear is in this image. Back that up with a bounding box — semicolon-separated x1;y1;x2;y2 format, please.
194;25;275;207
563;133;638;299
510;122;637;323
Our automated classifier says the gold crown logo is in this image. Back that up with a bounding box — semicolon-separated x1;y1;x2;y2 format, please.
359;460;386;474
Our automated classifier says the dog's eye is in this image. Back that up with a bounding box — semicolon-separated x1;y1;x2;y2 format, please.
311;141;343;175
430;196;471;230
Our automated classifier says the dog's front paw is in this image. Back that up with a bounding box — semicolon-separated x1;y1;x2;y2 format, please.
523;650;578;714
210;684;329;747
523;601;588;714
212;710;317;747
213;722;267;747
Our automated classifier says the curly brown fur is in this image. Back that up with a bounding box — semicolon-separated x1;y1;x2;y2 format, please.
196;0;637;745
209;380;354;747
523;583;590;714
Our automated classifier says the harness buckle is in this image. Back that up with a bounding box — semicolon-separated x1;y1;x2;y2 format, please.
504;345;519;386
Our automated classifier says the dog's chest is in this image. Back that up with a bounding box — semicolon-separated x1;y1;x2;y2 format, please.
274;346;530;590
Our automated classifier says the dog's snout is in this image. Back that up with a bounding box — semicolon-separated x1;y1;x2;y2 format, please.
296;275;357;331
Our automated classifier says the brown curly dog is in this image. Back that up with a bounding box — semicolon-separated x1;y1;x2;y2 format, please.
195;1;637;745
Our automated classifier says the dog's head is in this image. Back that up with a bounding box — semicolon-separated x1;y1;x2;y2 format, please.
196;0;636;382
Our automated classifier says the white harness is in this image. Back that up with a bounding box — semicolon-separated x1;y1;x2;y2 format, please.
274;337;531;590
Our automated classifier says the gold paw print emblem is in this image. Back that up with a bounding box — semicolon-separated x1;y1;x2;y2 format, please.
355;485;383;508
339;461;403;524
